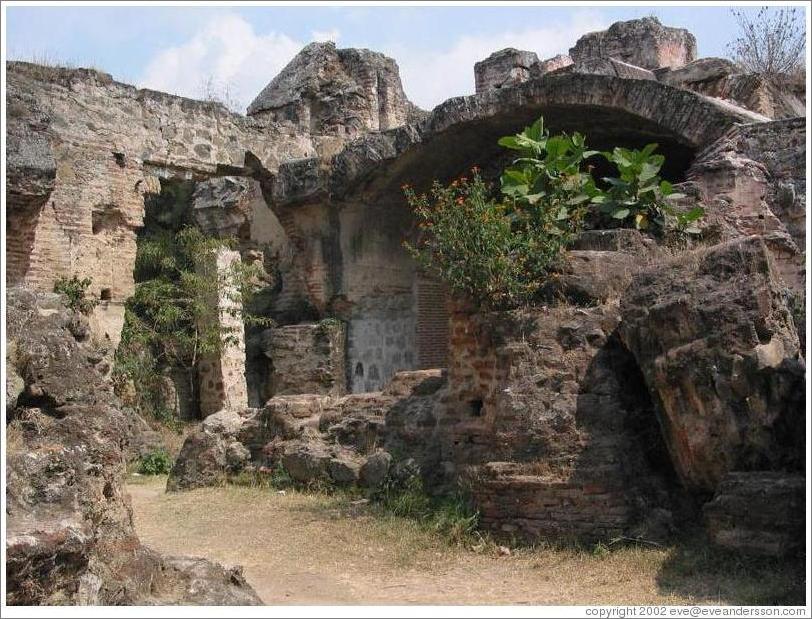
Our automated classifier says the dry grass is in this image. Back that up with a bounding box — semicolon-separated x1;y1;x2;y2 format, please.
5;421;26;456
127;476;805;605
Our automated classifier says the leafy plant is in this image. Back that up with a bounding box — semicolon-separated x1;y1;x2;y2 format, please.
499;116;601;231
405;116;705;309
595;144;702;234
137;448;173;475
53;275;99;315
404;173;535;309
115;225;273;424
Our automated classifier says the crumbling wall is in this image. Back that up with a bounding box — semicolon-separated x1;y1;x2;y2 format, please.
5;62;315;346
438;301;678;541
688;120;805;295
262;321;347;397
570;16;696;70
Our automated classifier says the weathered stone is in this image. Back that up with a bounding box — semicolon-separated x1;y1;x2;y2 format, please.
474;48;539;93
531;54;573;77
5;288;259;605
148;557;261;605
359;450;392;489
570;17;696;70
703;472;805;556
542;249;644;304
570;57;656;80
167;429;228;491
226;441;252;470
658;57;739;86
248;42;419;138
619;237;804;493
688;120;805;294
281;440;332;483
196;248;249;417
327;457;362;485
192;176;260;239
202;408;246;436
570;228;658;254
660;59;805;119
6;97;55;214
263;321;347;396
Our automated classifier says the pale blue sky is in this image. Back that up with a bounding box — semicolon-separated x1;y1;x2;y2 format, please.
4;4;805;111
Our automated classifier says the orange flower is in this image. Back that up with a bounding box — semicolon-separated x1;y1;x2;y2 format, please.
456;197;465;205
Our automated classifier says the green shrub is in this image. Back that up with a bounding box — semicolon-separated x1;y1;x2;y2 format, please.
137;449;173;475
404;116;705;309
595;144;703;233
53;275;99;315
405;173;535;309
115;225;273;427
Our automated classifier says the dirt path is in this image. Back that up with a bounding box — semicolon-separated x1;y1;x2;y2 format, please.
127;476;802;605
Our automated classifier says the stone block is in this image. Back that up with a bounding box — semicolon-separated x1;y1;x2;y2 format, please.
474;48;539;93
570;17;696;70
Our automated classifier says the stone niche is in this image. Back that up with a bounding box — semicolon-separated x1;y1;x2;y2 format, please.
262;321;347;398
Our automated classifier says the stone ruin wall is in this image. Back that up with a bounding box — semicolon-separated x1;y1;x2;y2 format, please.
6;62;317;347
5;18;808;551
6;18;808;605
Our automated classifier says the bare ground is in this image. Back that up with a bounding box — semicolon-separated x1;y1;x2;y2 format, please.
127;476;805;606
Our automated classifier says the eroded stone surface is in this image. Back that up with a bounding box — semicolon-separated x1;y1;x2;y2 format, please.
5;288;260;605
570;16;696;70
248;42;421;140
703;472;805;556
619;237;805;493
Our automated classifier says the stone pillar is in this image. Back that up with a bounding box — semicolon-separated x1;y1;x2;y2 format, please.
197;248;249;417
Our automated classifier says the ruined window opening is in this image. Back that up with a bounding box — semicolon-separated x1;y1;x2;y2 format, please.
100;288;112;301
355;362;364;377
125;177;203;418
112;152;126;168
469;399;484;417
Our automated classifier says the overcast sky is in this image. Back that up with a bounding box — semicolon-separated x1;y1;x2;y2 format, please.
4;4;804;112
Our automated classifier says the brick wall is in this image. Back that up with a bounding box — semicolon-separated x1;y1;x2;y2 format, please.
415;275;450;369
438;305;677;541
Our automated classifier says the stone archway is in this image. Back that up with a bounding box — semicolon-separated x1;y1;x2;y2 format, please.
262;71;763;392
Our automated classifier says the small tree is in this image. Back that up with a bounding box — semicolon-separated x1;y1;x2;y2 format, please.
53;275;99;315
116;226;271;422
728;7;806;78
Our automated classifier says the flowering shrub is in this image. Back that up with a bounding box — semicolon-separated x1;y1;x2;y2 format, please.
405;116;703;308
404;172;537;308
